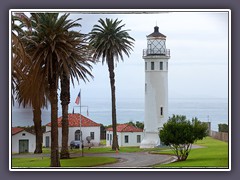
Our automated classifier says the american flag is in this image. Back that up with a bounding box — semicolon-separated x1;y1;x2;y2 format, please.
75;91;81;105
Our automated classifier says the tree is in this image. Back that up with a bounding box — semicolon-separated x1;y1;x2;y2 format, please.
127;121;135;127
22;13;94;166
126;121;144;130
89;18;135;150
100;124;106;139
12;13;48;154
218;123;228;133
160;115;208;161
11;13;31;99
59;29;94;159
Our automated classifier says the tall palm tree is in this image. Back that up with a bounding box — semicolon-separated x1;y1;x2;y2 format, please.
23;13;94;166
12;13;47;154
60;32;93;159
15;70;48;153
11;13;31;102
89;18;135;150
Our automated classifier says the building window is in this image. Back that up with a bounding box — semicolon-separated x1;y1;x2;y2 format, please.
166;62;168;70
160;62;163;70
75;130;80;140
90;132;94;140
137;135;141;143
124;135;129;143
107;134;109;140
145;62;147;70
160;107;163;116
22;133;25;136
151;62;154;70
145;83;147;93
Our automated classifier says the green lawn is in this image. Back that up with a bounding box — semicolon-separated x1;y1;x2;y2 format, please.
12;156;117;168
12;137;228;168
12;146;156;168
154;137;229;168
42;146;157;154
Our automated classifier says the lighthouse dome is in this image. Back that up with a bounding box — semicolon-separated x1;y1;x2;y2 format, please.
144;26;169;56
147;26;166;38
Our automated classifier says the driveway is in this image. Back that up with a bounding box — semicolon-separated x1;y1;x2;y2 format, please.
82;152;176;168
12;151;176;168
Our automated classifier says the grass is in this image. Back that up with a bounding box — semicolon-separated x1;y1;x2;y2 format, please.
12;137;228;168
100;139;106;146
153;137;229;168
12;156;117;168
41;146;158;154
12;146;156;168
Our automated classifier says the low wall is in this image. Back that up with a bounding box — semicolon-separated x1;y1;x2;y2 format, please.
210;131;228;142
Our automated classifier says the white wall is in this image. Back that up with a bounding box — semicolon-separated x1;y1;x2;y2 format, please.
106;131;143;147
43;126;100;147
12;131;36;153
120;132;144;147
145;57;169;130
67;126;100;146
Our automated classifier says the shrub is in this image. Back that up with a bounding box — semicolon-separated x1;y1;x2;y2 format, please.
218;124;228;132
160;115;208;161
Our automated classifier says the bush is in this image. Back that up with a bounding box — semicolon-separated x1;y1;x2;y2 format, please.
160;115;208;161
218;124;228;132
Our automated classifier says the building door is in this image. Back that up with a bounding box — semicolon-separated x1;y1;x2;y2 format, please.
45;136;50;148
19;140;29;153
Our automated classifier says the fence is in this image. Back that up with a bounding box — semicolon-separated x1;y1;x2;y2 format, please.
210;131;228;142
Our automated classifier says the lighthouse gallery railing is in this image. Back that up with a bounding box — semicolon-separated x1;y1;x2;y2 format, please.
143;49;170;57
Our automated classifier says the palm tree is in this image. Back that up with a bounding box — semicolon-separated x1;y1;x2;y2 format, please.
23;13;94;166
12;13;47;154
11;13;31;102
60;32;93;159
89;18;135;150
15;70;49;153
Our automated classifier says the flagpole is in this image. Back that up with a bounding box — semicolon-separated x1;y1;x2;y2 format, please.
79;89;82;151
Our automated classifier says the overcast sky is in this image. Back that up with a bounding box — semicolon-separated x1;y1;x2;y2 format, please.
16;10;230;103
62;10;229;104
11;10;230;126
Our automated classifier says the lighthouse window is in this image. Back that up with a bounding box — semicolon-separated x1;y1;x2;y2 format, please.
151;62;154;70
160;107;163;116
166;62;168;70
145;62;147;70
160;62;163;70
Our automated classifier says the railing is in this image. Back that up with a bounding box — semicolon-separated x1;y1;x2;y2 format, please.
143;49;170;57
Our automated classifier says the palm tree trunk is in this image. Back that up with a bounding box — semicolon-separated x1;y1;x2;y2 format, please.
49;65;61;167
60;73;70;159
33;105;43;153
107;59;119;150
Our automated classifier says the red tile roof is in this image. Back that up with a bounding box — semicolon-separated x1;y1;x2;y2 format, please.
12;127;24;135
107;124;143;132
46;113;101;127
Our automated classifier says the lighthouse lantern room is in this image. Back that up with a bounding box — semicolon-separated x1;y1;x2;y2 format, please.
140;26;170;148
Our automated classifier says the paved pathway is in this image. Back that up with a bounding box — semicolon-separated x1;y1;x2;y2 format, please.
12;152;176;168
12;145;205;168
83;152;176;168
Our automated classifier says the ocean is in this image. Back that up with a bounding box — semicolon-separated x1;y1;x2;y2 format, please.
11;98;229;132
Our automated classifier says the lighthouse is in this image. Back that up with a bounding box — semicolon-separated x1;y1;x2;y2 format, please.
140;26;170;148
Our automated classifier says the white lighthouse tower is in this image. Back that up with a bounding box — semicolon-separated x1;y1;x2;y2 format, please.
140;26;170;148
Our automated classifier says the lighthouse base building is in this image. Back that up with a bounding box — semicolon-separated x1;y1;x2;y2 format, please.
140;26;170;148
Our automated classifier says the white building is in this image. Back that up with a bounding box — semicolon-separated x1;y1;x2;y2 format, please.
12;127;36;153
140;26;170;148
43;113;101;147
106;124;144;147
